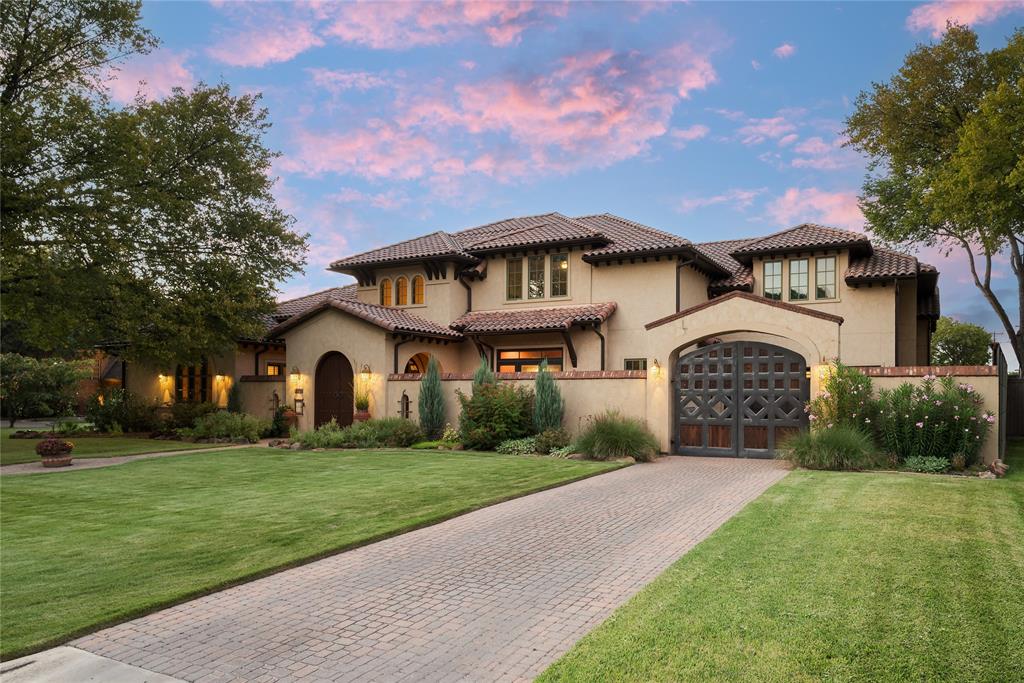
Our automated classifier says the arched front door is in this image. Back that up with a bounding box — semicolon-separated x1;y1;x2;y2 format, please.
674;341;809;458
314;352;354;428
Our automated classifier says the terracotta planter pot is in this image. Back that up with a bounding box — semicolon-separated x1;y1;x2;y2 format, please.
41;455;73;468
354;409;371;423
281;409;298;428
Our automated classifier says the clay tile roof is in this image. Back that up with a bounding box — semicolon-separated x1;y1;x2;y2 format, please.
845;246;927;281
454;212;571;245
731;223;871;262
269;297;462;340
272;284;358;321
573;213;692;260
329;231;475;270
694;239;756;291
464;215;605;252
450;302;617;335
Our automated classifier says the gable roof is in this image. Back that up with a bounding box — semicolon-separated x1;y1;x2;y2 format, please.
645;290;844;330
271;285;358;322
268;297;462;340
573;213;690;259
329;231;475;270
694;239;755;292
450;302;617;335
462;214;605;253
730;223;872;263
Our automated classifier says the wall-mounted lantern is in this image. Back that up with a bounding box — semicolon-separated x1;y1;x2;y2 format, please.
360;363;372;383
651;359;662;378
289;365;301;384
293;387;304;415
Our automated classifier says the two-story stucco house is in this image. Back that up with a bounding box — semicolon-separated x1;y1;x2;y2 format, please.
111;212;944;459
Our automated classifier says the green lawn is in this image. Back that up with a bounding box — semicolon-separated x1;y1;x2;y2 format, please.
541;440;1024;683
0;428;219;466
0;448;620;659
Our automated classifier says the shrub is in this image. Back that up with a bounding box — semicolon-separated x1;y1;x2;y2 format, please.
472;356;496;388
576;411;659;462
441;423;459;443
457;383;534;450
535;427;571;454
36;437;74;457
0;353;91;427
178;411;269;443
167;401;219;429
806;361;876;433
53;419;91;435
418;357;445;439
226;382;243;413
294;418;423;449
410;440;448;450
533;360;564;432
496;436;538;455
86;389;162;433
780;426;883;470
874;375;993;467
263;405;291;438
548;445;576;458
903;455;951;474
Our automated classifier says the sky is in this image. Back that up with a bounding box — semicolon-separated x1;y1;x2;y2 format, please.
113;1;1022;367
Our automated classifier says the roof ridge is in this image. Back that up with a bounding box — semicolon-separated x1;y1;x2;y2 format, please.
329;230;455;265
582;213;686;241
452;212;561;236
277;284;353;306
464;222;551;247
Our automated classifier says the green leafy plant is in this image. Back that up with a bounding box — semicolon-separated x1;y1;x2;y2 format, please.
226;382;243;413
418;357;445;439
441;423;459;443
263;405;291;438
294;418;423;449
85;388;162;433
472;356;496;388
779;426;883;471
533;360;564;432
457;383;534;451
903;456;951;474
548;445;577;458
576;411;659;462
496;436;538;456
353;373;371;412
167;401;219;429
177;411;269;443
807;361;876;433
0;353;91;427
535;427;571;455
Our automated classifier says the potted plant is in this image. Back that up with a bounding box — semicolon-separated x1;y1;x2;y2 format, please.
354;385;371;422
37;436;75;467
280;404;299;429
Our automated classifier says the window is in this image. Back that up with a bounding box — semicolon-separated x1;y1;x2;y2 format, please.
379;279;392;306
174;361;209;403
550;253;568;297
395;276;409;305
497;348;563;372
412;275;425;304
527;255;545;299
789;259;808;300
816;256;836;299
266;362;286;376
763;261;782;300
624;358;647;371
506;258;523;300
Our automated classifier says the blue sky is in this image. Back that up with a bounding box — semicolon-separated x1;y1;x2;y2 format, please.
114;1;1022;366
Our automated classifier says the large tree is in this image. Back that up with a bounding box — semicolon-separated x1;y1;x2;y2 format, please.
0;0;307;365
930;316;992;366
845;25;1023;367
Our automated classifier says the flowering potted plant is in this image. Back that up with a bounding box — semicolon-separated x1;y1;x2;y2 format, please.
354;384;371;422
36;436;75;467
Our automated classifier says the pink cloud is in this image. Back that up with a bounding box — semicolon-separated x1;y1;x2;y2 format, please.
790;135;860;170
766;188;864;229
281;121;443;180
738;116;798;145
331;187;409;210
773;43;796;59
669;124;711;147
777;133;799;147
208;13;324;67
107;50;193;103
751;59;762;70
307;68;389;94
677;187;766;213
906;1;1024;36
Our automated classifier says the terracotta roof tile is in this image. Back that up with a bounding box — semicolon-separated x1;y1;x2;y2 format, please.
845;246;927;281
272;285;357;320
731;223;871;261
269;297;461;339
450;302;617;335
573;213;691;259
330;231;474;270
464;215;604;252
694;239;755;291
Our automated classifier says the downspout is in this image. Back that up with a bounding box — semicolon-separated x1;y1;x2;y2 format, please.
253;343;270;375
393;335;411;374
676;258;695;312
457;273;472;314
592;324;606;371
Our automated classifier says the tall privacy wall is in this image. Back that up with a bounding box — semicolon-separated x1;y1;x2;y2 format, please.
386;371;649;437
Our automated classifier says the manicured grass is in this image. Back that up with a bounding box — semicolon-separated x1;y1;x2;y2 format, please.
541;440;1024;683
0;448;620;659
0;428;219;466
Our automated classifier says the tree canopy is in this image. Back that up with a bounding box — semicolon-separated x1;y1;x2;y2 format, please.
845;24;1023;367
930;317;992;366
0;0;307;365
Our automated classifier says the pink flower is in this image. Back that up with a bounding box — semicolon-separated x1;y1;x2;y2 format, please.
934;400;943;406
808;414;817;421
915;422;924;428
985;414;995;424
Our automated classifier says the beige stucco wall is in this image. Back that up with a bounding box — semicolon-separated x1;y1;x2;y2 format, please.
238;378;285;419
124;352;236;407
356;263;468;327
471;248;595;311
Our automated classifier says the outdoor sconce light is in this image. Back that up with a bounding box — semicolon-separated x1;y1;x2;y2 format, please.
293;386;304;415
360;363;372;383
651;359;662;378
289;365;301;383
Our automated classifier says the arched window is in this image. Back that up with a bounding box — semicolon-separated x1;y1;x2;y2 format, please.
396;276;409;305
412;275;425;304
379;279;392;306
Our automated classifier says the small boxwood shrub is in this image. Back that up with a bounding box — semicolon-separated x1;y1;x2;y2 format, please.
496;436;538;456
780;426;883;471
178;411;269;443
903;455;951;474
576;411;659;462
295;418;423;449
168;401;219;429
85;389;162;433
457;383;534;451
535;427;571;454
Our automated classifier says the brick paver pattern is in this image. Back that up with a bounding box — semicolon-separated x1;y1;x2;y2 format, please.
75;456;787;682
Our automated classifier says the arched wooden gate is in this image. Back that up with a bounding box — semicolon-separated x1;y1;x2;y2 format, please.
314;352;354;428
674;341;809;458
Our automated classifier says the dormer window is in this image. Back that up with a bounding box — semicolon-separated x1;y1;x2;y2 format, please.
396;276;409;305
379;279;392;306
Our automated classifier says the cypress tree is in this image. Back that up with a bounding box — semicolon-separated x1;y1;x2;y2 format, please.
472;355;496;389
418;356;445;438
533;360;563;432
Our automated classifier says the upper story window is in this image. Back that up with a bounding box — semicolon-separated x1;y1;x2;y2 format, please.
379;279;392;306
412;275;425;304
550;254;568;297
789;259;809;301
506;258;523;300
527;256;545;299
266;362;286;376
763;261;782;300
395;276;409;305
816;257;836;299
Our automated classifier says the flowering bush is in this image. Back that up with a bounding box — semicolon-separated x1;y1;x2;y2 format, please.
875;375;993;467
806;361;876;433
36;437;74;457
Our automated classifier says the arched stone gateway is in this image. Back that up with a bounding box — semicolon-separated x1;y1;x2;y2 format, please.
674;340;809;458
314;351;354;428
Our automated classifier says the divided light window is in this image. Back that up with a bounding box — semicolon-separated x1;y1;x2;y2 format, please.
763;261;782;300
174;360;209;403
395;276;409;305
412;275;425;304
379;279;392;306
624;358;647;371
506;258;523;300
266;362;286;376
816;256;836;299
789;259;809;301
527;255;545;299
497;348;563;372
550;253;568;297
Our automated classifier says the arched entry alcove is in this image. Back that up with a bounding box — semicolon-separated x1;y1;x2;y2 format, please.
404;352;439;374
314;351;354;428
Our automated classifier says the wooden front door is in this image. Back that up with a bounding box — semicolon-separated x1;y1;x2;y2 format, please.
314;352;354;428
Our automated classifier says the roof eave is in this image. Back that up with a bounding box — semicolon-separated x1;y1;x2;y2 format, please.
732;241;873;265
469;236;606;257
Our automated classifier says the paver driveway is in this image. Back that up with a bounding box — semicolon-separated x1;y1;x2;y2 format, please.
73;456;787;682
